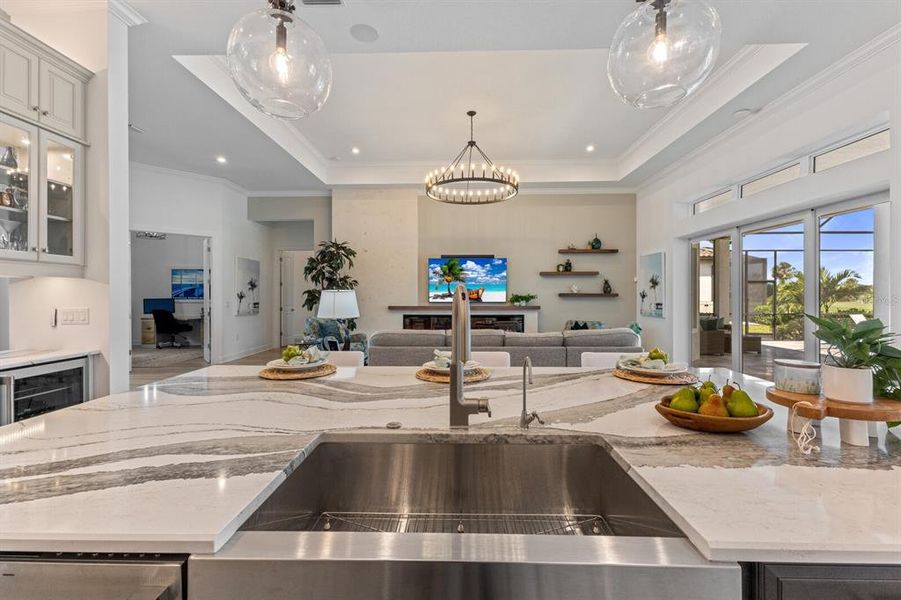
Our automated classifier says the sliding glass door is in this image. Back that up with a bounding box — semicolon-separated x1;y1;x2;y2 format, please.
691;235;733;369
741;221;806;380
692;195;890;380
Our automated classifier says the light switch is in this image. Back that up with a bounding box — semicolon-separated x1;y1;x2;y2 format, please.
59;308;90;325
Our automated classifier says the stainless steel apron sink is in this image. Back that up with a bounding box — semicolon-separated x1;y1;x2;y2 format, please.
190;435;741;600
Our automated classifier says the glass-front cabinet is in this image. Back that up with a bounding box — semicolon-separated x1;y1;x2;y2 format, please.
40;132;82;263
0;114;37;261
0;112;82;264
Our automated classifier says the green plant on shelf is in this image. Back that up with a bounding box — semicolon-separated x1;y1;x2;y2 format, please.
806;314;901;425
509;293;537;306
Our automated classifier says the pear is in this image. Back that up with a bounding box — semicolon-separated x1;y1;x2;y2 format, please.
698;393;729;417
726;389;758;418
701;377;718;390
648;347;669;363
699;386;716;404
722;382;736;400
670;387;699;413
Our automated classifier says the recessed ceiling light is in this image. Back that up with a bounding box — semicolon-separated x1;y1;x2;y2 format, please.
351;147;361;155
20;137;30;146
350;24;379;43
585;144;595;153
732;108;754;120
216;156;227;164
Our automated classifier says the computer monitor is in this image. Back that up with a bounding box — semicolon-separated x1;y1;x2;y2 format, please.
143;298;175;314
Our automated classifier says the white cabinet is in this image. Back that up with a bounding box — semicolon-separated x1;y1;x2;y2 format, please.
0;41;39;120
0;112;83;264
0;20;90;142
38;61;83;140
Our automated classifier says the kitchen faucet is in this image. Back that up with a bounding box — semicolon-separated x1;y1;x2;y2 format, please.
449;284;491;427
519;356;544;429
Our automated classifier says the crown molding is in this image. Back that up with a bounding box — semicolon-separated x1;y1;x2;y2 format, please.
131;161;250;196
636;23;901;194
246;190;332;198
109;0;147;27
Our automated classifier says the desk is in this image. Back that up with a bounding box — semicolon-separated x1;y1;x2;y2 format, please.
142;306;204;347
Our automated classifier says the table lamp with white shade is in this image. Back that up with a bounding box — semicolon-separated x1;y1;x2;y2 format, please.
317;290;360;350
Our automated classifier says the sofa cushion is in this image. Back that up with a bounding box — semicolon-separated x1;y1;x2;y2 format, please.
562;327;641;348
564;320;605;330
699;316;725;331
505;332;564;347
444;329;506;347
369;330;446;347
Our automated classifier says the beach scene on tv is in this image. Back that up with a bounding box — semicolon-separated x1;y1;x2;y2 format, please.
429;257;508;303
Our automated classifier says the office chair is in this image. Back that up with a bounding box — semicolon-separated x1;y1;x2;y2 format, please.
152;309;193;349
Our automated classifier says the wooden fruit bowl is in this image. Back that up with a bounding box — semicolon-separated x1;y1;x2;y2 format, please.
656;396;774;433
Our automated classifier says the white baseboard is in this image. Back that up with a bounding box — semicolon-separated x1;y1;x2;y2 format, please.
216;344;274;364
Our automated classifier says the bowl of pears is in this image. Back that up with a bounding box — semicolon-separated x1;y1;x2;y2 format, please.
656;379;774;433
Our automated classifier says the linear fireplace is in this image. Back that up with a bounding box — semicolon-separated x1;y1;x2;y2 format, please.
403;314;524;332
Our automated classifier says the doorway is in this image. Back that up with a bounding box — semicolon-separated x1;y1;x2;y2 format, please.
279;250;314;346
129;231;212;388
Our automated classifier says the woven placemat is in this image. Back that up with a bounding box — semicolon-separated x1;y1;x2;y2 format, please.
258;363;337;380
613;368;698;386
415;367;491;384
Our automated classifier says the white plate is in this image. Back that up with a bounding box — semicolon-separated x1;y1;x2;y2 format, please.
422;360;481;374
266;358;328;371
618;362;688;377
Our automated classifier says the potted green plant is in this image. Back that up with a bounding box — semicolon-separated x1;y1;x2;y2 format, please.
303;240;359;330
509;293;537;307
807;314;901;404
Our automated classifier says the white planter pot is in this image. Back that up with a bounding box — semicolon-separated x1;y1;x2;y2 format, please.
821;364;873;404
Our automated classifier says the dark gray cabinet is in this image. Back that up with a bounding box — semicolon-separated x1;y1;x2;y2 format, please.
749;563;901;599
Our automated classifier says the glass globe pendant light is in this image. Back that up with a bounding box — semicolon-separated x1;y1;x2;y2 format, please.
227;0;332;119
607;0;721;109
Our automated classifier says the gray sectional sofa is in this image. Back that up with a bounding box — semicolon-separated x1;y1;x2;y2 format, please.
368;328;643;367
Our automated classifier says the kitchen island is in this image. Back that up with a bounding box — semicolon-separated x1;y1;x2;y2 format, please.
0;365;899;597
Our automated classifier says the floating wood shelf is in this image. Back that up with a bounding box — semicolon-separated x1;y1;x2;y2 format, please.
558;248;619;254
765;386;901;422
539;271;599;277
557;293;619;298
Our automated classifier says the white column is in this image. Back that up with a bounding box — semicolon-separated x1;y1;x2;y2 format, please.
107;1;147;393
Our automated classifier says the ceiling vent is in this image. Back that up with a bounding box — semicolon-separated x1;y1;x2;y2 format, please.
301;0;343;5
135;231;167;241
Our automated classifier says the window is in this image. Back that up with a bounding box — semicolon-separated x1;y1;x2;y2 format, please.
740;164;801;198
693;189;733;215
814;129;890;173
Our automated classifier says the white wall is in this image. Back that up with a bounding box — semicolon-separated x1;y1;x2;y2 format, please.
248;196;331;245
418;193;637;332
130;163;274;362
635;30;901;360
8;277;111;396
129;232;205;343
331;188;419;332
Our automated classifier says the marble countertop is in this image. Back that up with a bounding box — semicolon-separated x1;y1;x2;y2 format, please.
0;348;101;370
0;365;898;563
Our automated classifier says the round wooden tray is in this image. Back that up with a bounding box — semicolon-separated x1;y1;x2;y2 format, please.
765;386;901;422
613;368;699;386
415;367;491;384
656;396;773;433
258;363;337;380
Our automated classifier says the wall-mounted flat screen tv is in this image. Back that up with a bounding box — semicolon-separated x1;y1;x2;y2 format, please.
428;257;507;303
171;268;204;301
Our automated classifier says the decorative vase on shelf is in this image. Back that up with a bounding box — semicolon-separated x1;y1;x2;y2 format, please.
603;279;613;295
556;263;565;272
821;364;873;404
590;234;603;250
564;259;573;272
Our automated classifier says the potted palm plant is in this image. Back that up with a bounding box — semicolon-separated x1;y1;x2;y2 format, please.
302;240;359;330
807;314;900;404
